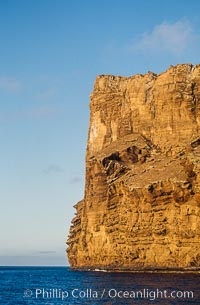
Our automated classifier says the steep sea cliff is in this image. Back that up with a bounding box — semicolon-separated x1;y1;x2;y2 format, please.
67;64;200;271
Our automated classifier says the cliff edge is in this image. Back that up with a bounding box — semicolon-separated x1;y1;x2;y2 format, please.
67;64;200;271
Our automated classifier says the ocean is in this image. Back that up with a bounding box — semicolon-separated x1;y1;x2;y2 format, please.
0;267;199;304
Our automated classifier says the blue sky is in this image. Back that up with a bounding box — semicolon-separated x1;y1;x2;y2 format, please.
1;0;200;266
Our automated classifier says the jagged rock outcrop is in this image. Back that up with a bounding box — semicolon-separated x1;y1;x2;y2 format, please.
67;64;200;271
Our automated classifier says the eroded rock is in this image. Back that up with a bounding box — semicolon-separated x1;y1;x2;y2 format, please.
67;64;200;271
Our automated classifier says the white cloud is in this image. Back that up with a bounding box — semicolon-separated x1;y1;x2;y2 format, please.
36;251;57;255
43;164;64;175
0;77;23;92
131;19;196;55
0;106;59;123
36;89;56;101
69;176;82;184
29;106;58;118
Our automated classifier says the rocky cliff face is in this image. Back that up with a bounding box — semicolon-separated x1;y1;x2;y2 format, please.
67;64;200;271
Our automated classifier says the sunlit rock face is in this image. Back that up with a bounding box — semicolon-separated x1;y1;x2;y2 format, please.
67;64;200;271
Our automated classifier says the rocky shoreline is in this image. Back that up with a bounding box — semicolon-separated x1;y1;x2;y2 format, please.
71;267;200;274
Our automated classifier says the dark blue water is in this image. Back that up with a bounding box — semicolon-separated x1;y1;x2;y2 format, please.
0;267;199;304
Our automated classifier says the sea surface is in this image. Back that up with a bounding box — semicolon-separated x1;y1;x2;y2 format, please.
0;267;199;304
